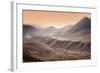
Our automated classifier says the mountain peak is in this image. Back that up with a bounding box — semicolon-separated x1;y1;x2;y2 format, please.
69;16;91;33
47;26;56;29
80;16;90;23
45;26;56;30
83;16;90;20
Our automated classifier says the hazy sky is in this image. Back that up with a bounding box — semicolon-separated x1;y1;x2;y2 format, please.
23;10;91;28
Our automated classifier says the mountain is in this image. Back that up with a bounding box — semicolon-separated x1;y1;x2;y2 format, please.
55;25;73;36
45;26;56;31
61;25;73;30
69;17;91;33
23;25;38;35
53;17;91;41
42;26;57;33
37;26;58;36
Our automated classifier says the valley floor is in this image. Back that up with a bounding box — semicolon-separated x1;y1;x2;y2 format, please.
23;36;91;62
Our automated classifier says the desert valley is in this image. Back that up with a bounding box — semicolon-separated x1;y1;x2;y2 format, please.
23;16;91;62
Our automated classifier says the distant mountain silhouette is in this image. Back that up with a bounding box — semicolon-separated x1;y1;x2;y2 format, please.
23;25;38;35
69;17;91;33
37;26;58;36
46;26;56;31
49;17;91;41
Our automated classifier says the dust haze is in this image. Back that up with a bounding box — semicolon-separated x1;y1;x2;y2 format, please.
23;10;91;62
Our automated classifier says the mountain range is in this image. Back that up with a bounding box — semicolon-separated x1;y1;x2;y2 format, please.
23;17;91;41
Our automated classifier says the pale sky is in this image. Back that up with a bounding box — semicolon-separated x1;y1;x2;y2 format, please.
23;10;91;28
